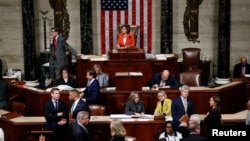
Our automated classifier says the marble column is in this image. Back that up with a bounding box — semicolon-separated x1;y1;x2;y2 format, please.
160;0;173;53
80;0;93;54
22;0;36;80
217;0;230;78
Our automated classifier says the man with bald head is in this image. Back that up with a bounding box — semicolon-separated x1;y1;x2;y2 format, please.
233;56;250;78
149;69;180;89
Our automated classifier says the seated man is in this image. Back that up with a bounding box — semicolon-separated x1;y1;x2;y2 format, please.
116;24;135;48
233;56;250;78
149;70;180;89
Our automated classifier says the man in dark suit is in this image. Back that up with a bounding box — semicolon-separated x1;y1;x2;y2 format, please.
148;69;180;89
180;114;207;141
44;88;68;141
233;56;250;78
171;85;195;137
82;69;100;104
49;27;82;86
69;89;89;124
71;111;90;141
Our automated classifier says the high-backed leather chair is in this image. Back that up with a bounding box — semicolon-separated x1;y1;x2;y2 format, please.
117;24;140;44
181;47;203;83
11;101;26;115
179;71;201;86
182;47;201;71
89;104;106;116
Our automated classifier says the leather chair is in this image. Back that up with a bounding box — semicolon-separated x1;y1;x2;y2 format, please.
179;71;201;86
125;136;136;141
89;104;106;116
182;47;201;71
117;24;140;44
11;101;26;115
181;47;203;83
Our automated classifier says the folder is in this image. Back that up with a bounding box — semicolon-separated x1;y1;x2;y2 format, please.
179;114;189;123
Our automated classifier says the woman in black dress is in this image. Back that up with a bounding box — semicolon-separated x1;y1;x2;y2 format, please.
204;96;222;136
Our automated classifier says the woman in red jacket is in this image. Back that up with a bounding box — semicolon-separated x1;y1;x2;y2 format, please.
116;24;135;48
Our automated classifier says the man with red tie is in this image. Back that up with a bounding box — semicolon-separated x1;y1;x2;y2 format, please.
233;56;250;78
49;27;83;86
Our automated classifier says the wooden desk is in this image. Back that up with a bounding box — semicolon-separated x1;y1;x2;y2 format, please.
100;81;246;115
8;81;246;116
76;56;178;87
0;109;45;141
115;72;143;91
89;116;165;141
1;108;247;141
200;110;248;124
109;48;145;60
8;84;71;116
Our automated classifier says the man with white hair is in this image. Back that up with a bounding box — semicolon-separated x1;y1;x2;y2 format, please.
233;56;250;78
180;114;207;141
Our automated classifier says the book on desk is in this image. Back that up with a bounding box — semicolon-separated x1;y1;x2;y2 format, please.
1;111;22;119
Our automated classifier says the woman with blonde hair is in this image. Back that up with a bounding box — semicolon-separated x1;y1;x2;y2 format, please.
110;119;126;141
154;90;172;116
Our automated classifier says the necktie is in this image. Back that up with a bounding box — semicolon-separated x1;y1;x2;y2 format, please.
71;102;75;113
242;66;245;75
87;81;90;87
53;38;57;58
183;99;187;113
82;125;89;135
53;38;57;47
160;80;164;87
55;100;58;111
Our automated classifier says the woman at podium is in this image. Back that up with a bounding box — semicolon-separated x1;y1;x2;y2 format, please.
116;24;135;48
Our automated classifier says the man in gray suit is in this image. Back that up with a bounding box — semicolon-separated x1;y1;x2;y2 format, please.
49;27;82;86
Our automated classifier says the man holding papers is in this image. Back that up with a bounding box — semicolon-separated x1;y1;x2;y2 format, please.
171;85;194;137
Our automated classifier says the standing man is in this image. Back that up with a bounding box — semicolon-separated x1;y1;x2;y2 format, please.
71;111;90;141
49;27;82;85
69;89;89;124
82;69;100;104
44;88;68;141
233;56;250;78
171;85;195;137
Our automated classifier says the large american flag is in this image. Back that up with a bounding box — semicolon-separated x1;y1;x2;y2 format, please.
100;0;152;54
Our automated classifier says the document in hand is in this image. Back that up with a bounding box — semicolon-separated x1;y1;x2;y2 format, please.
179;114;189;123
